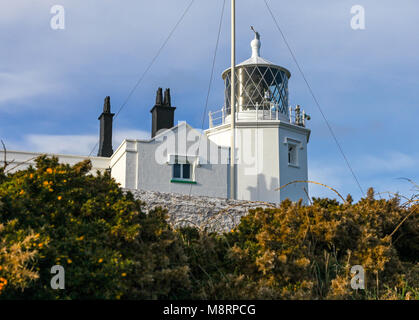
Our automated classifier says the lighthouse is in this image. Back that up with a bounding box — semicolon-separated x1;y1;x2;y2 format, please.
206;29;311;203
1;14;312;204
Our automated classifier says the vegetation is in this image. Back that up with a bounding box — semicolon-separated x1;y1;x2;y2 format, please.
0;156;189;299
0;156;418;299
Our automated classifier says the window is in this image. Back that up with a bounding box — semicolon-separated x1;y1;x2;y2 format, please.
288;144;298;166
182;164;191;179
284;137;301;167
172;163;191;180
173;164;181;178
168;154;197;184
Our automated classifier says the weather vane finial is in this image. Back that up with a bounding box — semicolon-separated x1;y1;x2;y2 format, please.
250;26;261;58
250;26;260;40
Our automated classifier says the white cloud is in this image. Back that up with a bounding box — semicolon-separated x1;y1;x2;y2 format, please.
11;134;98;155
0;71;64;106
308;161;347;199
114;129;149;143
360;152;418;173
1;0;419;115
308;151;419;200
6;129;149;156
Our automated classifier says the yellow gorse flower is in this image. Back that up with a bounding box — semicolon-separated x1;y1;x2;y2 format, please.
278;255;287;263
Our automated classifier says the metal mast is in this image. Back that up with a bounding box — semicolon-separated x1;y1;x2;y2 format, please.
230;0;236;199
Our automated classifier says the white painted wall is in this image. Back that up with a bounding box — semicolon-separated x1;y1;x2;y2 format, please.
109;141;128;187
235;126;281;202
204;124;231;148
109;122;230;198
206;116;310;203
278;123;310;203
0;150;110;174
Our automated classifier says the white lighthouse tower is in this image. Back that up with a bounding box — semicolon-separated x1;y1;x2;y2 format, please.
205;29;311;203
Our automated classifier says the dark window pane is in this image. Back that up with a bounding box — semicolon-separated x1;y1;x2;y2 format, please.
182;164;191;179
173;164;181;178
288;145;297;165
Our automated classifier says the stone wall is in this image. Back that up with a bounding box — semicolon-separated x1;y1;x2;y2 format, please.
126;189;281;233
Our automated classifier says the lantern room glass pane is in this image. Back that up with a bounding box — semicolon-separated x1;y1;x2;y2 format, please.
224;66;289;116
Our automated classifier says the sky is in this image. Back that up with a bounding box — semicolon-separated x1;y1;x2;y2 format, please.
0;0;418;201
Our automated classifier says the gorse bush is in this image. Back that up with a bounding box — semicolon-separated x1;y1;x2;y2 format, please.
0;156;190;299
0;156;418;299
178;198;418;300
221;196;418;299
0;221;39;294
170;191;419;300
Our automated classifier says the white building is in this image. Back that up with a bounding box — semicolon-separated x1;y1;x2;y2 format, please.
1;32;310;203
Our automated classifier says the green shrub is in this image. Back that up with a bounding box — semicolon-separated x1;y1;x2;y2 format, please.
1;156;417;300
0;156;189;299
185;192;418;299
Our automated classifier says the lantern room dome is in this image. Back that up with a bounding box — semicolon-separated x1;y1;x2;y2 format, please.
222;28;291;80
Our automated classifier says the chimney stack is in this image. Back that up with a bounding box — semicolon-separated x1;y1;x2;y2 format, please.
97;96;115;157
150;88;176;138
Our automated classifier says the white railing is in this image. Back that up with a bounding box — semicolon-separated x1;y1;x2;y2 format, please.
209;104;288;128
208;108;226;128
209;105;310;128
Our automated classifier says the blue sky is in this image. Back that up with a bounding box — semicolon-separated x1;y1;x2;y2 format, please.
1;0;418;201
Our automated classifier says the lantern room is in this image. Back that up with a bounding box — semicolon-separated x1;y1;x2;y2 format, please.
222;28;291;118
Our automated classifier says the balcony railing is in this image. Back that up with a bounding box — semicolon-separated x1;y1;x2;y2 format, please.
208;105;310;128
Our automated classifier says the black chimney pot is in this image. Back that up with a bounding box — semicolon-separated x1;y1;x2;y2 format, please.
156;87;163;105
97;96;115;157
163;88;171;106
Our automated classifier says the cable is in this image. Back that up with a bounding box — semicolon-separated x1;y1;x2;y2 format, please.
88;0;196;157
263;0;365;197
188;0;226;196
199;0;226;131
